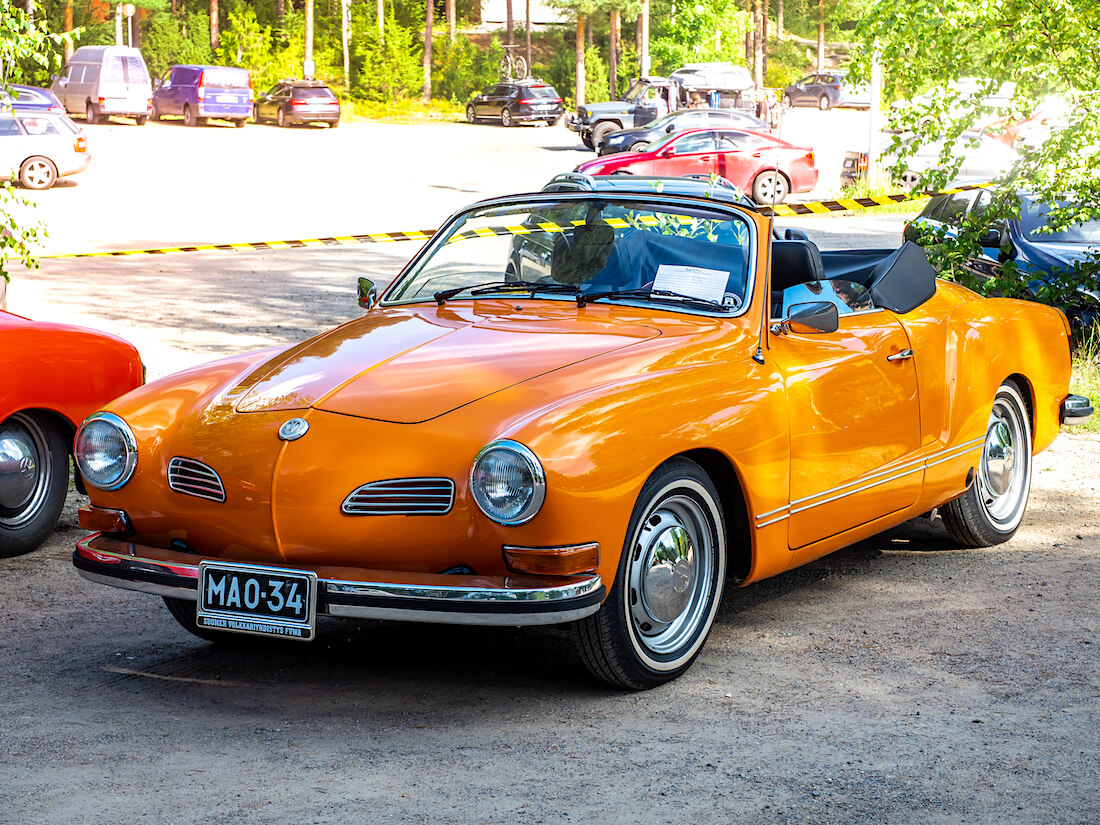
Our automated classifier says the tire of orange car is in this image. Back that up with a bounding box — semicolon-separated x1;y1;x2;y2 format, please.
0;412;69;558
940;380;1033;547
574;457;727;689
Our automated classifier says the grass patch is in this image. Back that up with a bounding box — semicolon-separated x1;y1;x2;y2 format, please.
1069;324;1100;434
342;97;465;124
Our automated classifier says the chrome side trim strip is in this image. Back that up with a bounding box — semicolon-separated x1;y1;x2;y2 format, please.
76;568;197;600
753;435;988;528
325;602;602;626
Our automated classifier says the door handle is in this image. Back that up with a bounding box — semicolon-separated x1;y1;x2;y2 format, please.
886;349;914;362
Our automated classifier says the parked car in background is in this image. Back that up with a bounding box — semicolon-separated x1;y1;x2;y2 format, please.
1;84;65;114
985;95;1069;150
51;45;152;125
466;78;563;127
576;127;817;203
889;78;1016;131
0;112;90;189
782;71;870;110
596;108;770;155
903;190;1100;327
253;80;340;128
840;132;1018;189
153;65;252;128
1;310;142;557
70;187;1085;689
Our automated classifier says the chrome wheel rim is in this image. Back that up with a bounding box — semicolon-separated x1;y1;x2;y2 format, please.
502;108;511;126
625;482;722;669
466;106;475;122
0;414;51;529
22;159;54;188
976;393;1029;530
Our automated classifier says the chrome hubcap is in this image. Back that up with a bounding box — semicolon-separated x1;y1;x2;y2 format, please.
0;414;50;527
976;393;1029;529
627;491;716;657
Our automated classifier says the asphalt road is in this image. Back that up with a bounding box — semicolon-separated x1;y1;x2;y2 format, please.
4;116;1097;824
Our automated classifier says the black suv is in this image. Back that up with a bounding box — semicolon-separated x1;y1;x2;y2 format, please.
466;79;563;127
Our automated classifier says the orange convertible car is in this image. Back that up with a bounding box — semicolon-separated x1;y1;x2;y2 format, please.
72;191;1092;688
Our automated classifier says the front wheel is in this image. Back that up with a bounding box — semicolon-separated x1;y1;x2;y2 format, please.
18;156;57;190
782;93;793;108
466;104;477;123
941;381;1032;547
818;94;832;111
574;457;726;689
500;107;513;127
751;170;790;204
581;133;594;150
0;412;69;557
590;121;616;149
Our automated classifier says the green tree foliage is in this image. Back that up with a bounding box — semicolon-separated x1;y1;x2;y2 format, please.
143;11;215;76
432;33;501;102
850;0;1100;324
350;10;422;103
648;0;751;74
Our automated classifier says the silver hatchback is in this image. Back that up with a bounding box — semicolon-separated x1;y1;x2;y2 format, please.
0;112;90;189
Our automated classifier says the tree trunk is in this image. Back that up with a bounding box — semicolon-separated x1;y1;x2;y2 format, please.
377;0;384;42
761;0;767;78
777;0;783;40
817;0;825;71
422;0;433;103
25;0;33;24
751;0;763;88
609;8;619;100
524;0;531;71
115;3;123;46
575;14;585;107
64;0;74;58
506;0;513;46
304;0;314;74
341;0;350;88
447;0;455;43
210;0;219;52
639;0;649;75
275;0;283;28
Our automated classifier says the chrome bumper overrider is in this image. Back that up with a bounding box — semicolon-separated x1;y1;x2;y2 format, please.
1062;394;1093;427
73;533;605;627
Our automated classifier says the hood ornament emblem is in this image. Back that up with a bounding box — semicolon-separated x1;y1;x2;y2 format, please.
278;418;310;441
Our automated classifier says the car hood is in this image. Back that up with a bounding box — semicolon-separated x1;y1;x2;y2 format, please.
232;304;661;423
582;102;638;118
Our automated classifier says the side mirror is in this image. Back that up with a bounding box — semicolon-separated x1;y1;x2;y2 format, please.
357;277;379;309
784;228;810;241
786;301;839;334
665;124;676;133
50;73;59;83
997;240;1017;263
153;78;163;90
660;147;675;158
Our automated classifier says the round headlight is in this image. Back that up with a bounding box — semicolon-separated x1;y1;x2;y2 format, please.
469;440;546;525
75;412;137;491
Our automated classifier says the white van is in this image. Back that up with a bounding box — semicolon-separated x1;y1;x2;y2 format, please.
51;45;152;125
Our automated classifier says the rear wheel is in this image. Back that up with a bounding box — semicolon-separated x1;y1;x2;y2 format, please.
941;381;1032;547
183;104;197;127
18;156;57;190
151;102;162;121
252;104;261;123
85;102;98;124
234;118;246;128
162;597;265;646
135;115;147;126
628;141;648;152
546;117;560;126
0;412;69;558
277;107;287;128
500;107;513;127
574;458;726;689
751;170;790;204
328;119;339;128
818;94;832;111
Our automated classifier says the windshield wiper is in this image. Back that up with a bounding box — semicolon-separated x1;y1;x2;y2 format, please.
577;288;736;313
434;281;582;305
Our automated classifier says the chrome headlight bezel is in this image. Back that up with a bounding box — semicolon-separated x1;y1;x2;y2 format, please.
469;439;546;526
75;412;138;492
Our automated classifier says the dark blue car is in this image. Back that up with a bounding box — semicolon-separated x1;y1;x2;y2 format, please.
1;84;65;113
152;65;252;127
904;189;1100;325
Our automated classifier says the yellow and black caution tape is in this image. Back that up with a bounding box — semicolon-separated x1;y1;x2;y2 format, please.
44;229;438;259
42;183;994;259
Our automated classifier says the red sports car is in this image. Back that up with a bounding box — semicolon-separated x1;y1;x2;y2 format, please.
574;127;818;204
1;310;143;556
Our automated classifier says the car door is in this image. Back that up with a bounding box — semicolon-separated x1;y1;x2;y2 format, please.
0;116;23;176
713;130;768;189
651;132;717;177
791;75;815;105
770;298;923;550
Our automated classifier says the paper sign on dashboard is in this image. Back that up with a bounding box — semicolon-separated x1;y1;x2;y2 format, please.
653;265;730;304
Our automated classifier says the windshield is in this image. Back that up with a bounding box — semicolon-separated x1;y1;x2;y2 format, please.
623;80;647;101
1020;202;1100;245
387;197;754;314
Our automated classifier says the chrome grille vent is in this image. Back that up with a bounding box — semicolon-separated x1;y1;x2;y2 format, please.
342;478;455;516
167;457;227;503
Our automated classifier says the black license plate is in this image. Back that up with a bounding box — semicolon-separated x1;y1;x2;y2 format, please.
197;561;317;641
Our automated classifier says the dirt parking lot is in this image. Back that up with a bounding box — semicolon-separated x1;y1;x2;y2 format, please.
2;118;1098;824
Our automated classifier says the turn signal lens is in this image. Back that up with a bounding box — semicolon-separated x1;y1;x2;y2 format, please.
74;135;86;152
78;505;133;534
504;543;600;576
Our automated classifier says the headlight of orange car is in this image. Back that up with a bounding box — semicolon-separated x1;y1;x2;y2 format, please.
469;439;546;526
75;412;138;491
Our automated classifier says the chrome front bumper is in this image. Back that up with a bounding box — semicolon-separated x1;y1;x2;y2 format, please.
73;533;605;627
